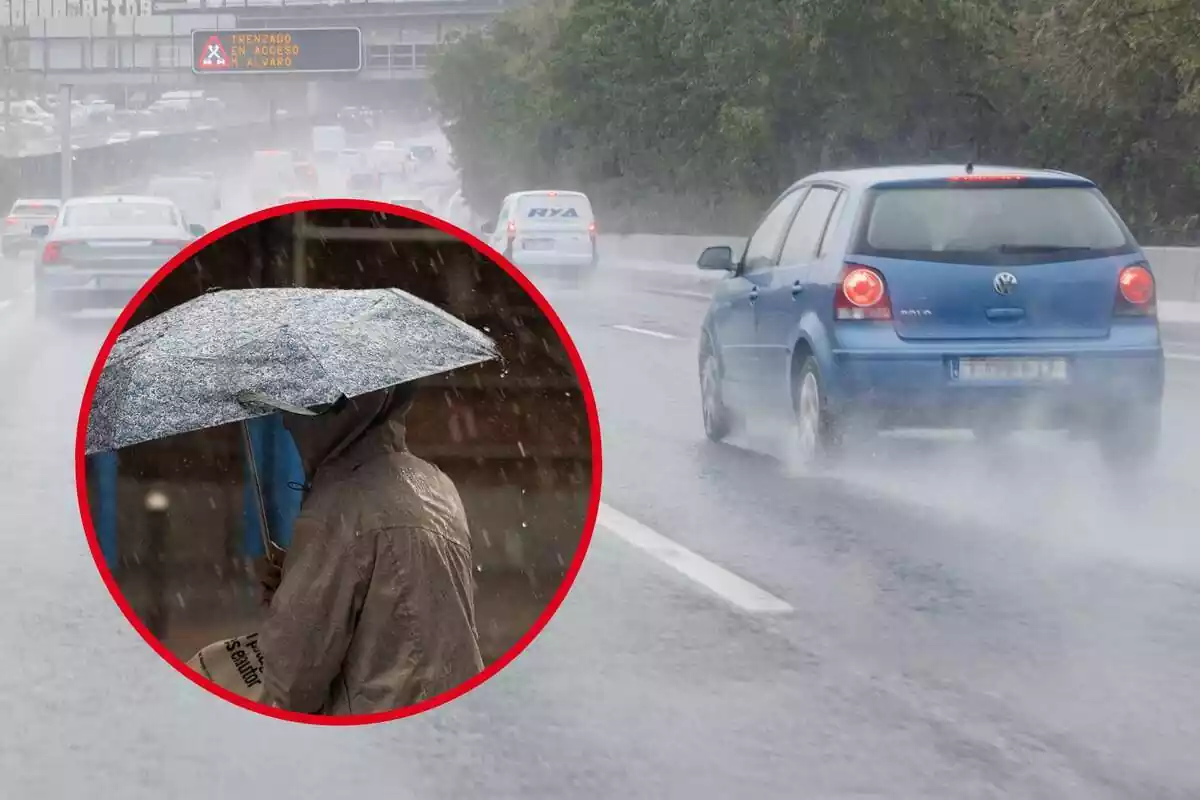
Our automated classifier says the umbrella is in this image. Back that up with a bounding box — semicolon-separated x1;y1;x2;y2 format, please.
86;287;500;557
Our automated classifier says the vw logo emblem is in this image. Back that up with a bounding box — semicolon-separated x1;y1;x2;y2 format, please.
993;272;1018;295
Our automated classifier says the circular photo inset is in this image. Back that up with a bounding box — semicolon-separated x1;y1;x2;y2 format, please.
76;200;602;724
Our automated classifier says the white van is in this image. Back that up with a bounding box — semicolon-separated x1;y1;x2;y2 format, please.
482;190;597;281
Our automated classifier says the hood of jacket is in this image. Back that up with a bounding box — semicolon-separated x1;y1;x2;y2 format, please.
282;385;414;481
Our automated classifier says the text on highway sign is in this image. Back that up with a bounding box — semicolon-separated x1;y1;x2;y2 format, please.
192;28;363;74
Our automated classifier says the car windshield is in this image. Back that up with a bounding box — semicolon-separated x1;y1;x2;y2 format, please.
11;202;58;217
858;185;1135;264
63;202;179;227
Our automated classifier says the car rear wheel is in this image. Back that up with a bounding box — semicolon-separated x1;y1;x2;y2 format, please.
789;356;843;468
699;340;732;442
1096;404;1161;468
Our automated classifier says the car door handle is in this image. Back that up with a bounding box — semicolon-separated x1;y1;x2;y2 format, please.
748;286;758;302
791;281;805;297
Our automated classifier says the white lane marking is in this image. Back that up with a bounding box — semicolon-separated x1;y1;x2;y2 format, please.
1167;352;1200;362
611;324;679;340
598;502;794;614
649;288;712;301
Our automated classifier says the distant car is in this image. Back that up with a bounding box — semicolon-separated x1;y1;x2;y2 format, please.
481;190;598;283
32;195;204;317
695;164;1165;467
337;148;367;175
408;145;436;163
293;160;319;193
346;172;380;196
146;175;221;228
106;131;133;145
373;140;397;151
1;198;62;258
385;197;432;215
135;130;160;139
250;149;298;207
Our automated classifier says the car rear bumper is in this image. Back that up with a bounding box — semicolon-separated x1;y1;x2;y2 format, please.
509;249;596;271
825;346;1165;428
2;233;38;253
36;267;155;313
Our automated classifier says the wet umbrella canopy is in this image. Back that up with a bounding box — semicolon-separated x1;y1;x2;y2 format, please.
85;287;498;556
85;287;499;456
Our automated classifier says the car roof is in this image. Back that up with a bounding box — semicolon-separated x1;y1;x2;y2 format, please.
790;164;1093;190
510;190;590;199
65;195;177;206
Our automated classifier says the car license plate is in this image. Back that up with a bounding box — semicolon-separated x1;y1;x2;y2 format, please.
953;357;1069;382
522;239;554;250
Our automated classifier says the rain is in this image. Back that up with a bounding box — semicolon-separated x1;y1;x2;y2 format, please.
1;0;1200;796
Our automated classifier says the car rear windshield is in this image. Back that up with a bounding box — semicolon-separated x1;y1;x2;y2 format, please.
516;194;593;225
64;203;179;228
11;202;58;217
855;186;1136;265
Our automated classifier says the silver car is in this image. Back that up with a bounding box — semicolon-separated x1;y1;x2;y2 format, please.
31;195;205;317
1;198;62;258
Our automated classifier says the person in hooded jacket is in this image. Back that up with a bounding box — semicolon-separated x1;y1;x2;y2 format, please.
254;381;484;715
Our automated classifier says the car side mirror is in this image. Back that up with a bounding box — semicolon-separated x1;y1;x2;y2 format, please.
30;224;50;238
189;224;207;237
697;245;734;271
480;221;495;235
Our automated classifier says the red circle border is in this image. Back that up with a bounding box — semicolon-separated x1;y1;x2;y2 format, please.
73;198;604;726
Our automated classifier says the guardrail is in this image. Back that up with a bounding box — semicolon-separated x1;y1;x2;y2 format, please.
0;113;316;211
597;235;1200;303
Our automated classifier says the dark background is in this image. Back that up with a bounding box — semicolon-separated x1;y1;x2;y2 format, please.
86;206;596;664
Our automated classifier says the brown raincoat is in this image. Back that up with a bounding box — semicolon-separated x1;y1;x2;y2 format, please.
260;387;484;715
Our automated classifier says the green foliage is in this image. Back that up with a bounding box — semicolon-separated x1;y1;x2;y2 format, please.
432;0;1200;242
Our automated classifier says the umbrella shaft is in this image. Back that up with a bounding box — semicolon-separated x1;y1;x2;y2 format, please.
240;421;276;561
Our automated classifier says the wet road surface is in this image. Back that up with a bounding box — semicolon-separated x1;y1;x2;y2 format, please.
1;180;1199;797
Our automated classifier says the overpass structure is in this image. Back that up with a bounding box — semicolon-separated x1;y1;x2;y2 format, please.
0;0;520;85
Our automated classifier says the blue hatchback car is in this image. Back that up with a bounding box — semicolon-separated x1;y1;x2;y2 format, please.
696;165;1165;466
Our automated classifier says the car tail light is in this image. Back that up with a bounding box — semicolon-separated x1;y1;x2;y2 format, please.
947;175;1025;183
4;216;18;225
41;241;62;264
588;221;596;238
506;220;516;241
834;264;892;320
1115;263;1156;316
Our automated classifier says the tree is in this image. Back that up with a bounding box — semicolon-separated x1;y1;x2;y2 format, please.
431;0;1200;242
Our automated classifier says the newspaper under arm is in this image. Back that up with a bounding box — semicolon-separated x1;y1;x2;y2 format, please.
186;632;267;704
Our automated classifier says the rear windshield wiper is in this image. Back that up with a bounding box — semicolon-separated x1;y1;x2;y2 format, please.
994;244;1097;254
